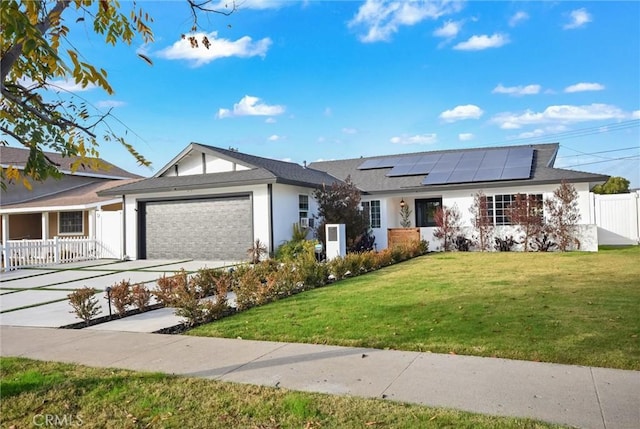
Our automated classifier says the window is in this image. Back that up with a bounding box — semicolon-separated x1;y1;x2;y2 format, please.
487;194;543;226
59;211;83;234
362;200;381;228
494;194;515;225
415;198;442;227
298;195;309;220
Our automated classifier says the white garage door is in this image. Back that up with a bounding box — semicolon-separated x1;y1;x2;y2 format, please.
141;195;252;260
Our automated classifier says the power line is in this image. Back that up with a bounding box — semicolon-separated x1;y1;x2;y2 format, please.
485;119;640;148
561;155;640;168
557;146;640;159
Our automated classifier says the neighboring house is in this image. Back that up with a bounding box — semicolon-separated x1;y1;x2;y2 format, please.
98;143;340;261
0;146;141;260
309;142;608;251
100;141;608;261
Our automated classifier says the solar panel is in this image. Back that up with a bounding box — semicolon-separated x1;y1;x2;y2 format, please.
460;150;486;159
500;166;531;180
408;163;436;175
360;146;534;185
446;169;477;184
417;154;442;164
386;165;416;177
473;168;504;182
505;147;534;168
479;149;509;168
456;156;482;171
395;155;421;166
357;158;399;170
422;171;452;185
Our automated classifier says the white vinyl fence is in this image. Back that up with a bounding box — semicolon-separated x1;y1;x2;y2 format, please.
594;191;640;245
1;236;106;271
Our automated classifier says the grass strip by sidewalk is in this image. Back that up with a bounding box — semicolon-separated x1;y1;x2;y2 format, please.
189;246;640;370
0;357;564;429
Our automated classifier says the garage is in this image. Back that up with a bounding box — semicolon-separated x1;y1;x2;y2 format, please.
138;195;253;260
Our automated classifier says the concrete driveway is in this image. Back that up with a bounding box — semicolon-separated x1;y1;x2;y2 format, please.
0;259;236;328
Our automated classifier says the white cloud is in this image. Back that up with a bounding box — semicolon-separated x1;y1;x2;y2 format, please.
515;129;546;139
492;83;541;96
439;104;484;122
158;32;271;67
458;133;474;141
433;20;463;38
267;134;282;141
390;133;438;145
564;82;605;93
97;100;126;108
342;127;358;134
564;8;592;29
491;103;627;129
348;0;463;43
632;110;640;119
47;78;96;92
265;117;277;124
509;11;529;27
217;95;285;119
453;33;509;50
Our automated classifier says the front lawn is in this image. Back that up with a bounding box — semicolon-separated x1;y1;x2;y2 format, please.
0;357;563;429
189;246;640;370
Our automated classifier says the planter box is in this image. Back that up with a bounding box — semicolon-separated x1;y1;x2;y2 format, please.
387;228;420;248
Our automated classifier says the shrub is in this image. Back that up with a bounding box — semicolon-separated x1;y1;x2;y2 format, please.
234;267;263;311
191;267;222;298
154;272;185;307
108;279;132;317
454;236;472;252
532;232;556;252
153;270;225;327
68;287;101;326
495;236;517;252
295;252;328;289
390;245;410;263
131;283;152;312
374;248;394;268
327;256;350;280
247;238;268;264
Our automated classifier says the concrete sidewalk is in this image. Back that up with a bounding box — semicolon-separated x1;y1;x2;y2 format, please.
1;326;638;429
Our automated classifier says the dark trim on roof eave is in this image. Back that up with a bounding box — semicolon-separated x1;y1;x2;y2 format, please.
99;177;278;196
361;176;609;195
275;177;343;189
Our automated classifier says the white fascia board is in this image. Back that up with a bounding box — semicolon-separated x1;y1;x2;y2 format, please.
0;198;122;214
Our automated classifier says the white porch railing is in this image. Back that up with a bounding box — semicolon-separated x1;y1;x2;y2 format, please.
1;237;103;271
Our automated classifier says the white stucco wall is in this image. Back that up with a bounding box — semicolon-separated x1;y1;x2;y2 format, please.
271;184;318;252
122;184;271;259
367;182;598;252
161;151;251;177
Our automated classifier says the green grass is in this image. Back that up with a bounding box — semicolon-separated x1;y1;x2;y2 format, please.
190;246;640;370
0;357;564;429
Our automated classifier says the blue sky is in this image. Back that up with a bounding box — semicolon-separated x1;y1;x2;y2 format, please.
48;1;640;187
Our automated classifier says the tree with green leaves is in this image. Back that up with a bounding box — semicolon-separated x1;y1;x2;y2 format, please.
1;0;235;190
592;176;630;194
312;176;372;252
